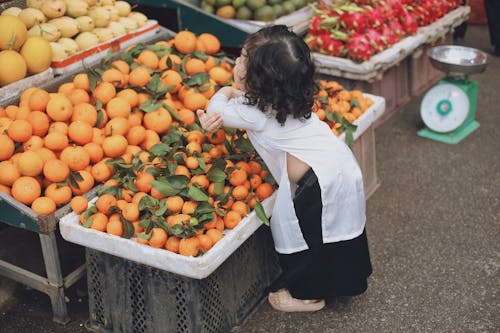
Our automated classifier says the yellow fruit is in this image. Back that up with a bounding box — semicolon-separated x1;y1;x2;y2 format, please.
28;23;61;42
1;7;22;17
18;8;47;29
40;0;67;19
0;50;27;87
21;36;52;74
0;15;28;51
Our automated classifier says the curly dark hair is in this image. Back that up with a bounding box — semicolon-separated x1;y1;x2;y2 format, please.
241;25;318;125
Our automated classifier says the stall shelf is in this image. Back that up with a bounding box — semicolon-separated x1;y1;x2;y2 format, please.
312;5;470;128
132;0;312;48
0;25;177;325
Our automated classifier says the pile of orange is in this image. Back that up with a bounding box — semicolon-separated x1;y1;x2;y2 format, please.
312;80;374;136
0;30;276;257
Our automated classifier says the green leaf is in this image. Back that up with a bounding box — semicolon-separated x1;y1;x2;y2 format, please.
149;143;170;156
197;157;206;171
214;182;224;195
187;185;209;202
162;102;182;121
211;158;227;172
350;98;361;108
119;51;135;64
168;175;190;189
184;72;209;87
136;232;151;240
154;200;168;216
140;99;162;113
254;201;270;226
197;212;214;224
189;217;199;226
207;167;227;183
192;51;209;61
171;224;184;236
151;179;181;196
120;215;135;239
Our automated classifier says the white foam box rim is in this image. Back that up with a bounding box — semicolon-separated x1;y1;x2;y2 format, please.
0;68;54;106
60;193;276;279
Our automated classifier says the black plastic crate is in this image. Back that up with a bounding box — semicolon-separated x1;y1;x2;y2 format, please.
85;226;280;333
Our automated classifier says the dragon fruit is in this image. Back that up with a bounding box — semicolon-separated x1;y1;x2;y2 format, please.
400;13;418;35
345;33;374;62
340;11;368;34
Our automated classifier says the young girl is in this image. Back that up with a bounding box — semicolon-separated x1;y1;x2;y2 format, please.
197;25;372;312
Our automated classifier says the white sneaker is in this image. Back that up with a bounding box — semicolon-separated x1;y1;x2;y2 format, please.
268;289;325;312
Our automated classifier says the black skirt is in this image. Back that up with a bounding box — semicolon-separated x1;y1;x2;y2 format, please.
268;168;372;300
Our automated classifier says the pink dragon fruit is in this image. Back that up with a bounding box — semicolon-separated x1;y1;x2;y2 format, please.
367;7;384;28
345;33;375;62
340;11;368;34
400;13;418;35
366;28;386;53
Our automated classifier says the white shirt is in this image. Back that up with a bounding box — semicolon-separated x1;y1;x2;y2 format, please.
207;93;366;254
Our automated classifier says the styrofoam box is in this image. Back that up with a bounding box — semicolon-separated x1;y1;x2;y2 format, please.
0;68;54;106
59;93;385;278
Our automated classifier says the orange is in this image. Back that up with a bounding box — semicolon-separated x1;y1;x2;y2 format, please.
0;161;20;186
0;184;10;195
70;195;88;214
178;237;200;256
111;59;130;75
183;93;208;111
28;89;50;112
20;87;38;107
96;194;117;214
91;161;112;182
60;146;90;171
197;234;213;252
93;82;116;104
83;142;104;163
89;212;108;232
106;219;123;237
209;67;231;85
256;182;273;200
166;213;190;227
13;106;30;120
73;73;90;91
68;121;93;145
7;119;32;142
197;33;221;55
142;107;172;134
140;130;160;151
182;200;197;215
134;172;154;193
0;134;15;161
128;66;151;87
185;141;202;155
48;121;69;134
206;228;223;244
34;147;56;163
44;132;69;151
176;108;196;125
106;97;131;118
116;88;139;108
26;111;50;137
69;88;90;105
43;159;70;183
185;58;206;75
229;168;247;186
137;50;159;69
165;236;180;253
224;210;241;229
166;195;184;213
174;30;197;55
207;129;226;144
44;183;72;206
19;135;43;151
122;202;139;222
174;165;191;178
199;80;216;99
232;185;249;200
11;176;41;205
92;128;105;145
249;174;262;189
101;68;125;87
186;130;205;144
160;70;182;93
31;197;57;215
46;94;73;122
190;174;209;189
126;125;146;146
149;227;167;248
248;160;262;175
17;151;44;177
128;110;143;127
160;54;182;70
231;201;249;217
102;135;128;158
58;82;75;96
184;156;199;170
104;116;130;136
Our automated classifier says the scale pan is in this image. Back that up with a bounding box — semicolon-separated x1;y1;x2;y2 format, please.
428;45;488;75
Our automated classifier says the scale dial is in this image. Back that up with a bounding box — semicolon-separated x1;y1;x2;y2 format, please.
420;83;469;133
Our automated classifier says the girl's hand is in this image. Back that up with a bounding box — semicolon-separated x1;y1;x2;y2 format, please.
196;110;223;132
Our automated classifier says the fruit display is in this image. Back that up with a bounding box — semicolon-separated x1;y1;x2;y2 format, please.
313;79;373;144
0;14;52;87
0;30;277;257
200;0;313;21
0;0;150;62
305;0;463;62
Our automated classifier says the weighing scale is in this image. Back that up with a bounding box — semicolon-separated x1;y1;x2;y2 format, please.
418;45;488;144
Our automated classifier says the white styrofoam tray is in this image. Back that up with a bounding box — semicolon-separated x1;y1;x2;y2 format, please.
312;6;470;82
60;193;276;279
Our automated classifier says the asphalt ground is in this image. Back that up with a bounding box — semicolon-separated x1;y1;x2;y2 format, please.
0;24;498;333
